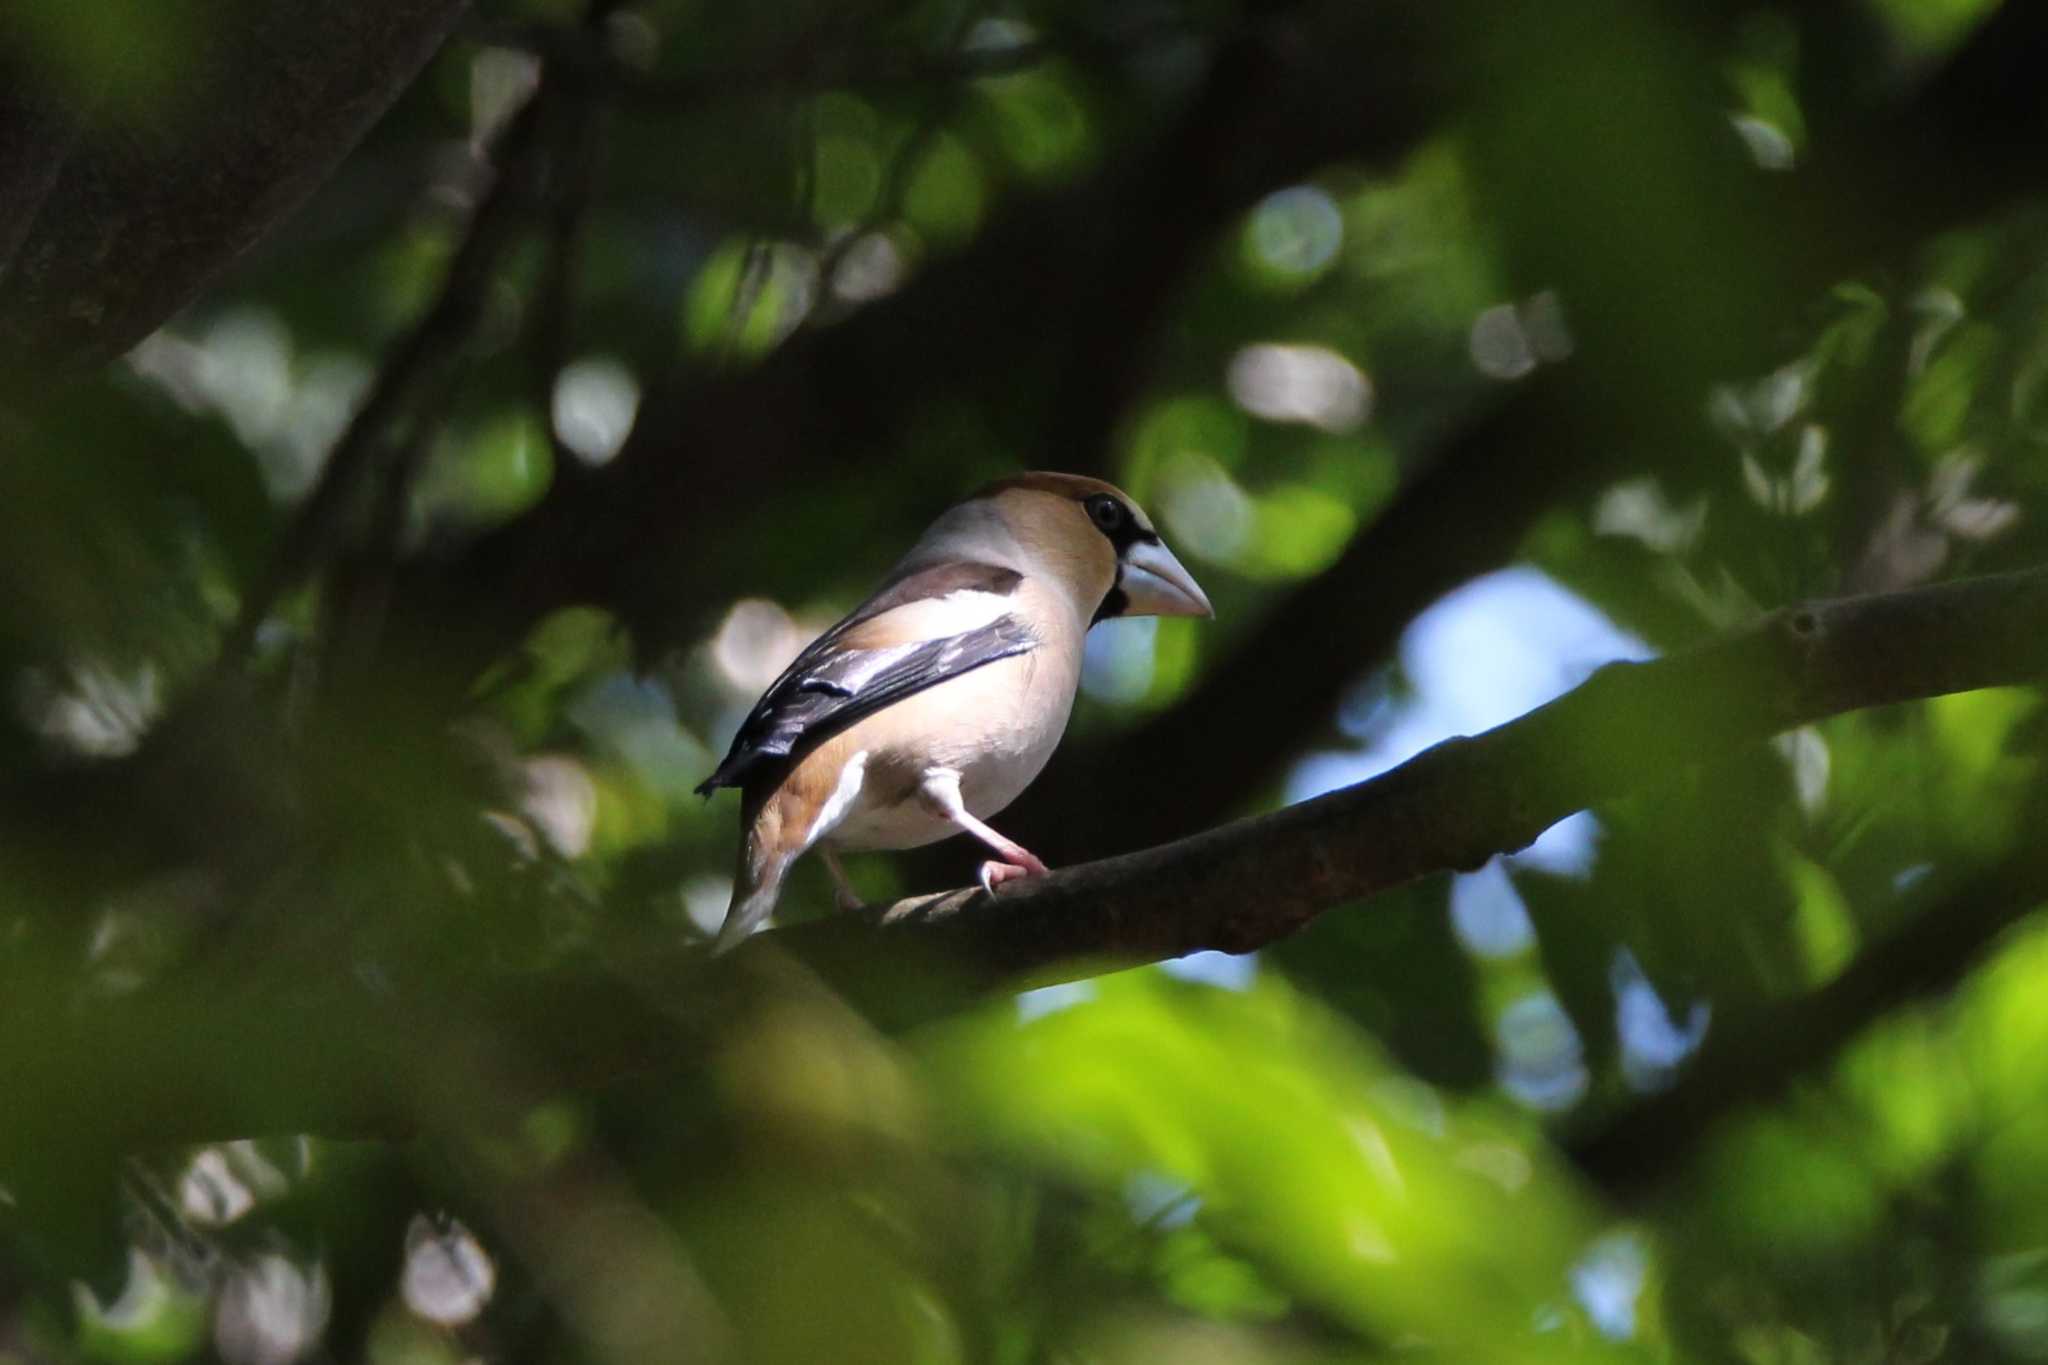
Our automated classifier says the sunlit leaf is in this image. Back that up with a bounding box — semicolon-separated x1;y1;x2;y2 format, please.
923;973;1637;1359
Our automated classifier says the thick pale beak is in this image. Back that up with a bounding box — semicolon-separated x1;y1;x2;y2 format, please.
1121;538;1214;618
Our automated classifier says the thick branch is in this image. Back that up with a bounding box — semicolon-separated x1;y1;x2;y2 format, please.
992;379;1595;864
408;0;2048;846
0;0;470;374
8;568;2040;1162
1005;0;2048;861
781;567;2048;999
0;63;74;282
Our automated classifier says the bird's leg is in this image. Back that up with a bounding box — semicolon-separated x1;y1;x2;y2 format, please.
917;771;1050;896
819;847;864;912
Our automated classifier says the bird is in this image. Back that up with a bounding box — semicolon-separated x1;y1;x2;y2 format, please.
696;472;1213;951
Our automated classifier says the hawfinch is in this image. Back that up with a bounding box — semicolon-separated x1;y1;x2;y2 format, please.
697;472;1212;951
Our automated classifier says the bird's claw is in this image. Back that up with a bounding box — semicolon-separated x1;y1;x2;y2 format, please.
978;858;1048;896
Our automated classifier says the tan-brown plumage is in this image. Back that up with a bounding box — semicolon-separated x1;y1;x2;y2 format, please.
701;472;1213;950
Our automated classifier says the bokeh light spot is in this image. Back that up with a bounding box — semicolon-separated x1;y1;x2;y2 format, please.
1158;950;1258;991
1244;185;1345;286
902;133;985;248
1156;451;1253;565
402;1215;496;1327
683;240;819;360
828;230;910;304
469;47;540;150
1731;114;1796;170
1225;343;1372;433
1241;483;1356;580
1449;861;1535;959
1611;949;1709;1091
551;355;640;465
215;1256;331;1365
1495;992;1589;1112
1082;615;1157;704
1469;304;1534;379
977;58;1093;183
711;599;807;693
74;1250;208;1359
682;875;735;937
17;662;162;758
1016;980;1096;1021
1571;1231;1648;1340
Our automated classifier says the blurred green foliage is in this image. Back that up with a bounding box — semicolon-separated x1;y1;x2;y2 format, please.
4;0;2048;1362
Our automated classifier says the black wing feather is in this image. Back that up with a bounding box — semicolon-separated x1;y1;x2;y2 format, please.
695;611;1038;795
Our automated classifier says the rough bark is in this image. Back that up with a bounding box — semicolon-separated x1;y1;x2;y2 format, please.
798;566;2048;984
0;0;471;373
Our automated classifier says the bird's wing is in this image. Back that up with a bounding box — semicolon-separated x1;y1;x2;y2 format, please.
695;562;1036;795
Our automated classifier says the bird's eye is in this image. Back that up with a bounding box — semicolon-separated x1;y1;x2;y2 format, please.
1086;495;1128;533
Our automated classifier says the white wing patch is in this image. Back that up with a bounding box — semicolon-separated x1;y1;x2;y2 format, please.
804;749;869;848
876;589;1015;641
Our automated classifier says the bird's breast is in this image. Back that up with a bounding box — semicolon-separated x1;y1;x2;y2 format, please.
825;643;1080;851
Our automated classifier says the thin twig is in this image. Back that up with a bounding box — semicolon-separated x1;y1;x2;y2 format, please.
528;96;600;483
812;8;982;314
323;354;471;681
473;25;1054;107
222;90;552;664
1566;810;2048;1200
529;0;628;485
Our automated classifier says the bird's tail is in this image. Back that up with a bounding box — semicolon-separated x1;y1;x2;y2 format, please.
712;821;788;954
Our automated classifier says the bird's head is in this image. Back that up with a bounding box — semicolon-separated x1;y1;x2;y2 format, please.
970;472;1213;625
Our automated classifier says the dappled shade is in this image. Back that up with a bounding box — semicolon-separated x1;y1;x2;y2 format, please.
4;0;2048;1362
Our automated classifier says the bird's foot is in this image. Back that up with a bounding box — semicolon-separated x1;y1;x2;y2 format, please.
820;849;864;912
977;854;1049;896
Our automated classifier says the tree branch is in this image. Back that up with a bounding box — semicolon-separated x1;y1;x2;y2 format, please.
401;0;2048;839
998;0;2048;862
0;63;75;287
991;378;1593;864
0;0;471;374
222;88;551;662
786;567;2048;997
475;24;1060;108
1566;829;2048;1202
6;568;2041;1160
